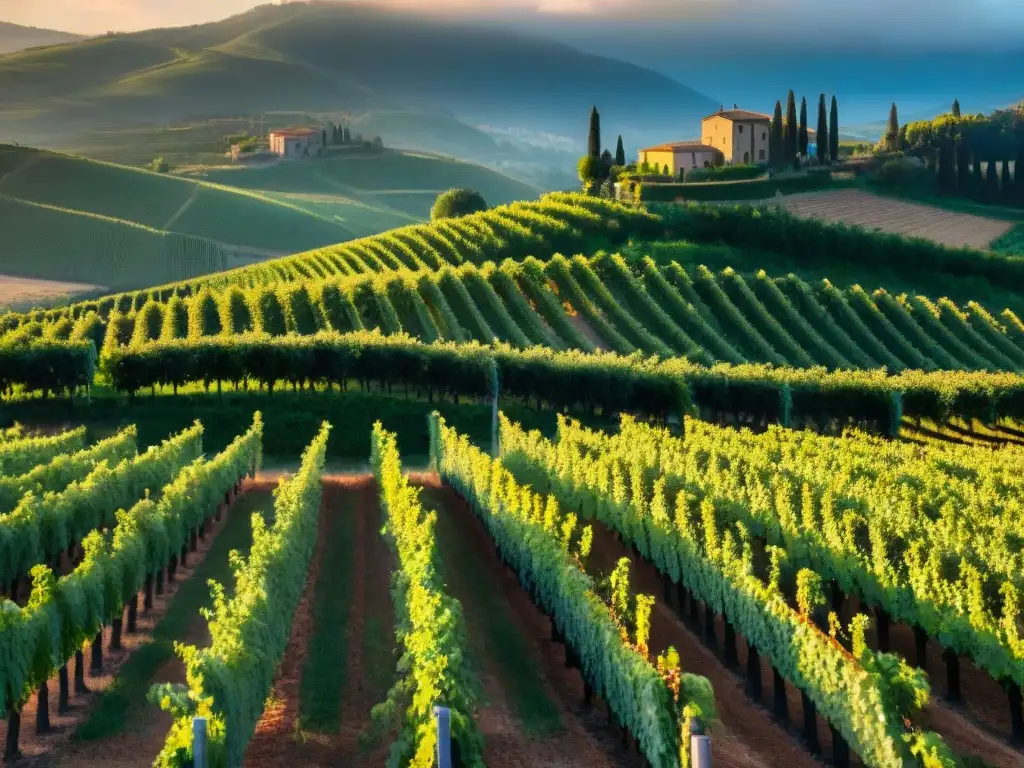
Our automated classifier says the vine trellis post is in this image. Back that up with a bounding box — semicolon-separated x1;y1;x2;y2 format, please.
434;705;452;768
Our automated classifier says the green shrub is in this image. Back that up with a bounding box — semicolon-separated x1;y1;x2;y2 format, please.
637;172;836;202
685;164;763;183
431;188;488;220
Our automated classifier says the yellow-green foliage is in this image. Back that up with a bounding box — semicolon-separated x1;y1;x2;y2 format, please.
370;423;484;767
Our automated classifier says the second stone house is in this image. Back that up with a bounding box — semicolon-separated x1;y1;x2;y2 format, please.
701;107;772;165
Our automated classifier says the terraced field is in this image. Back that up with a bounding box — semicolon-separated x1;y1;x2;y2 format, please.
778;189;1015;249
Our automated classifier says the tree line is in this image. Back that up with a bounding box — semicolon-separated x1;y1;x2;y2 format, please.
577;106;627;193
768;91;840;170
881;100;1024;205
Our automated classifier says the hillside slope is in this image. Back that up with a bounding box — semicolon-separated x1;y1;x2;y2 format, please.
9;194;1024;379
190;147;541;223
0;144;541;290
0;21;84;55
0;2;717;147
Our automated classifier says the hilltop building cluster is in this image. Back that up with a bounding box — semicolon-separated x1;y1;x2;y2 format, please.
638;106;818;177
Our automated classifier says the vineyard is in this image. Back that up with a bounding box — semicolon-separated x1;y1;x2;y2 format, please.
4;412;1023;767
4;187;1024;766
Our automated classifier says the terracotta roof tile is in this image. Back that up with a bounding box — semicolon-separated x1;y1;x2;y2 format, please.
269;127;320;136
641;141;721;153
703;109;772;123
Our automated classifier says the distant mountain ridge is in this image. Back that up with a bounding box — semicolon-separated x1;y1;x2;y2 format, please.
0;21;84;55
0;2;718;153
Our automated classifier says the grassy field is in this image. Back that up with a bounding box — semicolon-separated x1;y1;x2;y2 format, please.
991;224;1024;255
188;148;541;220
0;143;542;290
0;194;227;290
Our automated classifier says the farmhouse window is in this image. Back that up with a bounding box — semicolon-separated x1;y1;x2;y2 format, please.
763;132;767;140
759;149;766;160
739;125;743;134
692;152;696;163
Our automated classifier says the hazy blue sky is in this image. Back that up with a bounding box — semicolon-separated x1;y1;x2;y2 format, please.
6;0;1024;42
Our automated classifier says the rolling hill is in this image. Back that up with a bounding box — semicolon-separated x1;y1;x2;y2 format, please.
0;21;84;55
0;143;541;292
0;2;718;151
10;193;1024;376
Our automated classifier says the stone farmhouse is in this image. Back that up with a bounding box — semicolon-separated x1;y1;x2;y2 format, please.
269;127;326;158
639;106;773;175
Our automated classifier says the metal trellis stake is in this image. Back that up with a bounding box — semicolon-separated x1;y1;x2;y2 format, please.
433;705;452;768
192;716;208;768
690;718;712;768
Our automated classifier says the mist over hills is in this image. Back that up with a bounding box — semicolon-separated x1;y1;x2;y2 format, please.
0;22;84;55
0;2;717;157
523;22;1024;126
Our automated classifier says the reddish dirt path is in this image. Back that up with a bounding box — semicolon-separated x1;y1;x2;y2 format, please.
581;517;827;768
0;482;272;768
325;476;396;768
413;475;643;768
244;480;332;767
243;476;397;768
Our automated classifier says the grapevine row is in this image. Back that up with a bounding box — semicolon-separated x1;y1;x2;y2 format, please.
496;414;957;767
12;253;1022;381
96;329;1024;433
0;414;262;761
369;423;484;766
6;195;660;324
151;419;324;768
9;189;1022;330
430;413;716;768
0;426;137;513
570;414;1024;719
0;422;204;592
0;426;87;476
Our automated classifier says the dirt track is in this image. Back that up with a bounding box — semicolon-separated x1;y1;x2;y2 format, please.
243;476;397;768
417;477;644;768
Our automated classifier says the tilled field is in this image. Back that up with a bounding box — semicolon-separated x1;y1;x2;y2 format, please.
777;189;1014;249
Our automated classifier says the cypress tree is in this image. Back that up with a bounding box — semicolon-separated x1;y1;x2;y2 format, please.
938;131;957;195
956;126;971;196
829;96;840;163
1015;112;1024;203
972;153;984;200
1016;142;1024;203
816;94;828;164
799;97;809;157
785;90;798;165
952;99;961;118
885;103;900;152
936;140;951;194
615;135;625;166
1002;159;1013;201
587;106;601;159
985;158;1000;201
771;100;784;169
